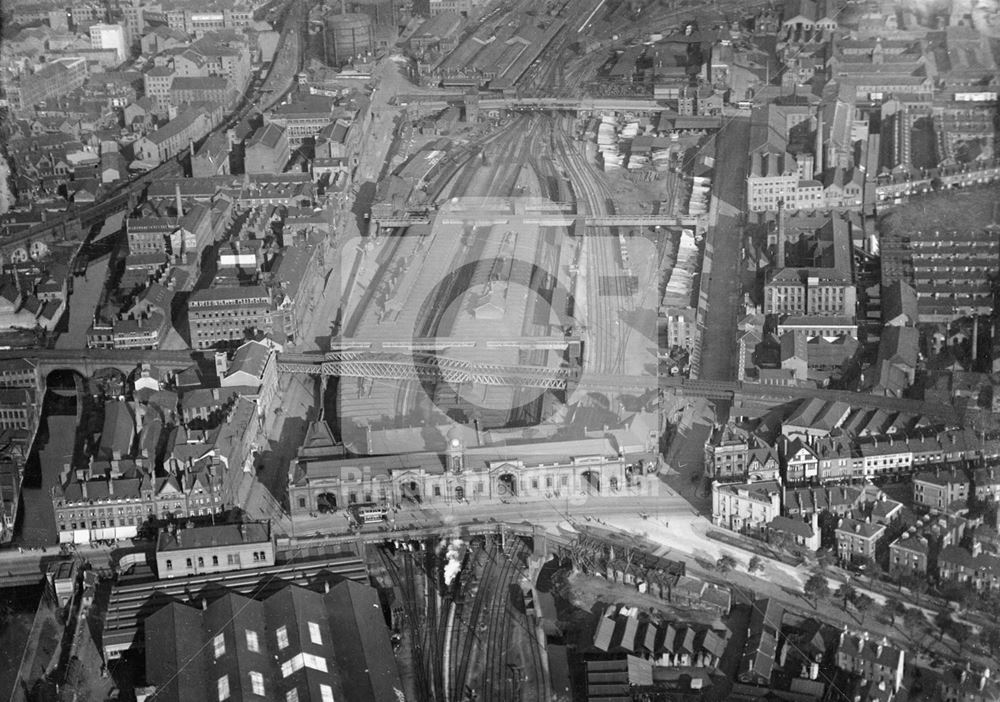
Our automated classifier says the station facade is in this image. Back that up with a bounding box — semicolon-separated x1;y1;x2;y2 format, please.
287;423;658;515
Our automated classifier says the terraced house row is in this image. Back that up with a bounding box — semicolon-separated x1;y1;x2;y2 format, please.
705;398;999;484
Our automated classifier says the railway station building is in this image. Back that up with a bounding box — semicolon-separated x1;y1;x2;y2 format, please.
287;422;657;515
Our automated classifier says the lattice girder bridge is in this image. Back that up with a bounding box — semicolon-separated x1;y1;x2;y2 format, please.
278;350;578;390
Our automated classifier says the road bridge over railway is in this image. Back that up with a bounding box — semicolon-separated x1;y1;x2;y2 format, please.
329;337;581;352
279;347;662;394
662;377;963;421
395;94;665;114
370;206;706;234
278;349;580;390
575;373;658;394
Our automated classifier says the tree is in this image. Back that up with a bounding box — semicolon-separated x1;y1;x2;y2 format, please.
770;531;788;552
817;510;839;547
836;583;857;609
899;572;929;596
863;557;884;585
804;573;830;608
980;624;1000;652
748;555;764;574
885;599;907;626
934;610;953;641
854;593;875;625
815;550;837;571
716;554;737;573
982;589;1000;623
949;621;972;648
939;583;973;612
903;606;927;634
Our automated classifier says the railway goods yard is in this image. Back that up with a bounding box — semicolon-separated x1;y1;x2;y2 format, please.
9;0;1000;697
334;113;679;452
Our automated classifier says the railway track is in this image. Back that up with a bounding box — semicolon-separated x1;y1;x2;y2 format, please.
376;536;543;702
377;545;434;701
551;120;639;377
481;538;528;701
492;538;546;702
551;128;609;372
582;139;640;376
448;542;501;700
430;119;530;203
407;116;550;427
522;589;546;702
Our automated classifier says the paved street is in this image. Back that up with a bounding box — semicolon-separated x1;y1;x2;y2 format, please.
55;255;109;350
285;489;692;537
661;396;716;506
18;414;76;548
697;117;750;382
296;59;409;350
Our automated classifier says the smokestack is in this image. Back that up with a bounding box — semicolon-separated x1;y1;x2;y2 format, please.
972;315;979;361
777;201;786;268
814;111;823;177
175;182;183;219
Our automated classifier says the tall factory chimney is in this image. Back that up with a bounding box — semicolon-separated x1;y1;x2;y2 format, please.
175;182;184;219
814;111;824;177
972;315;979;361
776;199;786;267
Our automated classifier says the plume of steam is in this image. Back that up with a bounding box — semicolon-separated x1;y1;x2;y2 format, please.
442;538;467;586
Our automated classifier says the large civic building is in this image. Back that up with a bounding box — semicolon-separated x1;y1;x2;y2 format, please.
287;417;659;515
